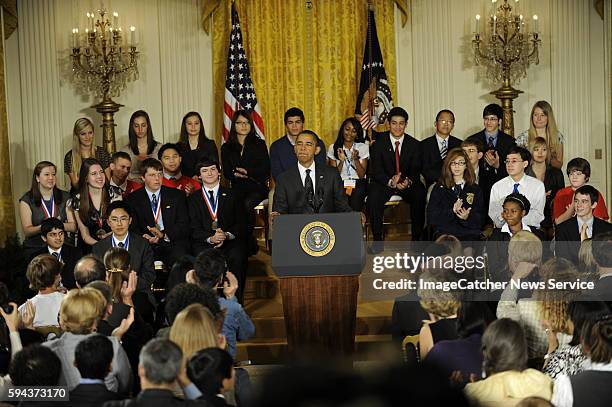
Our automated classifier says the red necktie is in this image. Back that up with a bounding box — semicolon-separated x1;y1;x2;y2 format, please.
395;141;401;175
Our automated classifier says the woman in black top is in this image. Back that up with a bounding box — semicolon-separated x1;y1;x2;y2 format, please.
177;112;219;177
221;110;270;254
526;136;564;235
69;158;111;252
64;118;111;190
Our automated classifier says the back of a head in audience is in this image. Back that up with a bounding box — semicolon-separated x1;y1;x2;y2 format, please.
103;247;131;302
567;298;611;346
536;258;581;333
9;345;61;386
457;301;495;338
191;248;227;290
86;280;113;319
581;312;612;363
167;254;196;292
170;303;221;362
74;254;106;288
482;318;528;376
139;338;182;389
165;282;222;326
26;254;62;291
418;269;460;319
592;231;612;272
60;287;106;334
187;347;234;398
578;238;598;276
75;334;114;380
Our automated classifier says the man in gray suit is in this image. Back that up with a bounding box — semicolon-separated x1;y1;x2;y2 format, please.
92;200;155;294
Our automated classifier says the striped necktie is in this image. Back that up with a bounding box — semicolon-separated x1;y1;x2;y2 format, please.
440;139;448;160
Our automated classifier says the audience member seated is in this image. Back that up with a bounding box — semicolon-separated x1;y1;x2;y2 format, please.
92;200;155;296
421;109;462;187
464;318;553;406
466;103;516;181
69;334;122;406
108;152;140;202
368;106;426;242
105;338;208;406
544;298;610;379
161;283;223;338
461;138;501;225
69;158;111;250
8;345;62;406
119;110;161;182
552;157;609;224
43;287;131;393
0;298;24;399
188;160;248;302
177;111;219;178
498;256;578;360
577;238;598;277
170;303;225;363
551;310;612;407
32;217;81;288
390;243;450;342
516;101;565;169
427;148;483;241
18;254;64;329
158;143;201;196
489;146;545;229
74;254;107;288
591;232;612;302
187;348;235;407
417;270;460;359
486;194;544;282
222;110;270;255
327;117;369;211
525;137;564;232
125;158;190;268
19;161;75;257
104;247;154;326
188;248;255;359
65;118;111;190
556;185;612;264
425;301;495;387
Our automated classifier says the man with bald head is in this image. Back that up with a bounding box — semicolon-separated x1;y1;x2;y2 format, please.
272;130;352;215
74;255;106;288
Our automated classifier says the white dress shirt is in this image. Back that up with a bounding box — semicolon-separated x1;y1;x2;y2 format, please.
576;216;595;239
389;134;405;153
298;162;316;191
489;174;546;228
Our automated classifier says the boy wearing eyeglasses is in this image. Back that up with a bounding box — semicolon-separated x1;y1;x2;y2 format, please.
488;146;546;228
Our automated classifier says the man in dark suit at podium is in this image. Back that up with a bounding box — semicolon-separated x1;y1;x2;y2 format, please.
272;130;352;215
368;107;426;242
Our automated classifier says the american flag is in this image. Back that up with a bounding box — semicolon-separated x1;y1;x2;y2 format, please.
355;8;393;130
223;4;265;141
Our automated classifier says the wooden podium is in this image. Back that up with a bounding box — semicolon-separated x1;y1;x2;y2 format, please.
272;212;364;358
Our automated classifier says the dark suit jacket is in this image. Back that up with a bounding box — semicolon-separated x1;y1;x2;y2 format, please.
466;130;516;179
70;383;122;406
125;186;189;247
391;292;429;342
421;134;462;186
592;276;612;303
32;244;82;289
485;226;545;282
555;217;612;264
103;389;208;407
426;182;483;240
369;132;422;187
272;162;352;214
188;185;245;252
92;233;155;293
526;165;565;228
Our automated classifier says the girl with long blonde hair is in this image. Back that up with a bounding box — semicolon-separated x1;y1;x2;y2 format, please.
64;118;111;189
516;101;564;169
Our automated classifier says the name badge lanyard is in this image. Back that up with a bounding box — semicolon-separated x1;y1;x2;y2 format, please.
41;197;56;219
202;189;218;228
152;194;162;229
112;234;130;251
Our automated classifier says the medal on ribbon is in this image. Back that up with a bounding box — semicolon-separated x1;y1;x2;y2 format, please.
41;197;56;219
202;189;218;229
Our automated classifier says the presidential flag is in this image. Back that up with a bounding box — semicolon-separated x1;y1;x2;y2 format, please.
223;4;265;141
355;8;393;130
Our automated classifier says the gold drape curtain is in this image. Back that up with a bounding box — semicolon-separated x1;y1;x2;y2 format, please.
0;4;16;243
209;0;399;147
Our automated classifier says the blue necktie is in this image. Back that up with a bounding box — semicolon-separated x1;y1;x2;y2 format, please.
151;193;158;211
513;183;520;193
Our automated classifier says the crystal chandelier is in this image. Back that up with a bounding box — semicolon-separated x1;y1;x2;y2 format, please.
69;6;139;153
472;0;541;136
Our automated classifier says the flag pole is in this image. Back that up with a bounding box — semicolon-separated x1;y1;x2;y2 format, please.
366;0;374;142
